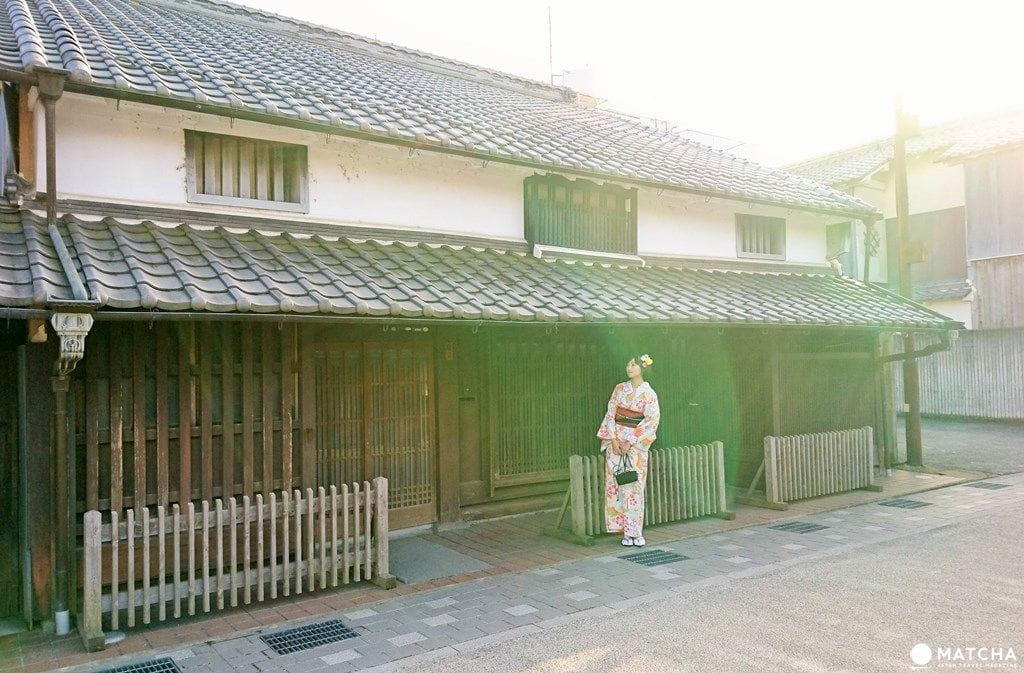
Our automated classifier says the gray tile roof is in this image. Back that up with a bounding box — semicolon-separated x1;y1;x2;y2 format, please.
0;0;874;216
787;108;1024;186
0;209;73;306
2;210;957;329
914;280;971;303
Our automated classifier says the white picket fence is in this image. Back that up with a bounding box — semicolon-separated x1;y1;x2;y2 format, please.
80;479;392;650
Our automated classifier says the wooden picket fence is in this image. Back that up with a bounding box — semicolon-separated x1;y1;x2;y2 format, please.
741;428;879;510
550;442;733;544
79;478;394;651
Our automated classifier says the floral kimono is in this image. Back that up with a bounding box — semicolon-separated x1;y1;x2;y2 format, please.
596;380;660;537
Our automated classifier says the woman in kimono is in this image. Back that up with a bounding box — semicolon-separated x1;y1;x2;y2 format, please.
596;353;660;547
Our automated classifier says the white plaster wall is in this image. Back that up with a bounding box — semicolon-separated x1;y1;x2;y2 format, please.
43;93;529;241
41;92;843;261
638;187;837;267
881;159;965;218
925;298;972;328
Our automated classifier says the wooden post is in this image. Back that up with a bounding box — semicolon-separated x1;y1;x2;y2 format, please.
434;336;461;524
893;100;924;466
370;476;396;589
78;511;105;651
568;455;586;540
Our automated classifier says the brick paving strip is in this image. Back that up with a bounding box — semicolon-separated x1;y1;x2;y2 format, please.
41;471;1021;673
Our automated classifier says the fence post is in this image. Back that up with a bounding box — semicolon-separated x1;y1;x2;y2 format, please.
765;437;781;505
568;455;587;539
79;510;105;651
370;477;396;589
712;442;735;519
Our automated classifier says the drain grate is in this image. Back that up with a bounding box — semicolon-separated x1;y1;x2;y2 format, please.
261;619;358;655
95;658;180;673
620;549;690;567
769;521;829;534
963;482;1011;490
879;498;932;509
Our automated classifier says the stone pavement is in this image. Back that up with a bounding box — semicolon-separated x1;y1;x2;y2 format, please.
24;469;1020;673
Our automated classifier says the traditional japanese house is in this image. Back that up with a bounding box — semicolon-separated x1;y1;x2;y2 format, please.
0;0;957;633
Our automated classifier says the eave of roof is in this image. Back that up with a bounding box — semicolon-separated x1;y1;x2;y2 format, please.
1;209;958;331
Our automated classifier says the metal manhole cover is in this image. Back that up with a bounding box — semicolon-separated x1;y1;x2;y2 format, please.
261;619;358;655
963;482;1011;490
769;521;829;534
879;498;932;509
619;549;690;567
95;659;181;673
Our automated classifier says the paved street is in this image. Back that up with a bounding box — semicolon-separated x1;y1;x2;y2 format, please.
897;417;1024;475
62;471;1024;673
416;482;1024;673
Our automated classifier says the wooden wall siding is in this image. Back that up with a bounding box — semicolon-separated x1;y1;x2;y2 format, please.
965;150;1024;261
71;321;302;516
524;174;638;255
884;207;967;286
487;339;609;486
772;353;877;439
893;328;1024;420
973;256;1024;328
314;342;436;528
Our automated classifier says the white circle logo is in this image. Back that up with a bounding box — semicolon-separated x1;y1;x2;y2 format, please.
911;643;933;666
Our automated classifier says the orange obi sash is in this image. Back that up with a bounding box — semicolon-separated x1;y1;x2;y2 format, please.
614;406;644;427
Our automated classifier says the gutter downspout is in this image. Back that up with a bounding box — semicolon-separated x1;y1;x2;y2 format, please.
34;66;75;638
878;330;954;364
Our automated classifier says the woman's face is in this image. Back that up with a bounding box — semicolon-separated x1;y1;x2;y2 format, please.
626;358;642;379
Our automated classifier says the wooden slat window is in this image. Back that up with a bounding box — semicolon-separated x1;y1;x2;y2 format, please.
186;131;308;212
524;174;637;255
736;213;786;260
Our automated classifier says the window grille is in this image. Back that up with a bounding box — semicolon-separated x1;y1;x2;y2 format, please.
524;174;637;255
186;130;308;211
736;214;786;259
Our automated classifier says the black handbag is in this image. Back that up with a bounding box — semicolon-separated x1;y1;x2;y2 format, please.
613;453;639;485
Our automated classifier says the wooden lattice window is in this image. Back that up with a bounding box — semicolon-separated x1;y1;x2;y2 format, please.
487;339;610;485
736;213;786;259
185;130;308;212
524;174;638;255
314;342;436;528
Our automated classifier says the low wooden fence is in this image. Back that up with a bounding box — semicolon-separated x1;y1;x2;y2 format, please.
79;478;394;651
742;427;878;509
893;328;1024;420
550;442;733;544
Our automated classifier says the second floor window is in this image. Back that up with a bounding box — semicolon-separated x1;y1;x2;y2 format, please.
524;174;637;255
186;130;308;211
736;213;786;259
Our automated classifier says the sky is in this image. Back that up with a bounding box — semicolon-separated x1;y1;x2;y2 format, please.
234;0;1024;166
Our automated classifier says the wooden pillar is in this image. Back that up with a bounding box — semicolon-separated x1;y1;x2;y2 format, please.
22;339;55;622
435;333;460;524
299;326;317;489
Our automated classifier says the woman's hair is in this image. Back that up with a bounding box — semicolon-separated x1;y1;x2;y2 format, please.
630;353;654;377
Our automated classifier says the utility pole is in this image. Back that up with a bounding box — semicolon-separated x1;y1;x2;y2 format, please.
892;98;924;466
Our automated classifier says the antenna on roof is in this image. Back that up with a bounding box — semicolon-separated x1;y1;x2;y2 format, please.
548;5;554;85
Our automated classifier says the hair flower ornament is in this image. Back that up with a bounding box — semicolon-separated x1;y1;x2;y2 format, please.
640;354;653;368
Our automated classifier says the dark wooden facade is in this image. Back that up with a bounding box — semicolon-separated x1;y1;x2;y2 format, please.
4;316;891;623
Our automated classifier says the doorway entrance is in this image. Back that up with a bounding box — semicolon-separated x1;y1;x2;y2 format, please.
315;342;437;529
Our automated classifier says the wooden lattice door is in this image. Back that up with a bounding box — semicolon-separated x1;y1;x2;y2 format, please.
315;342;436;528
